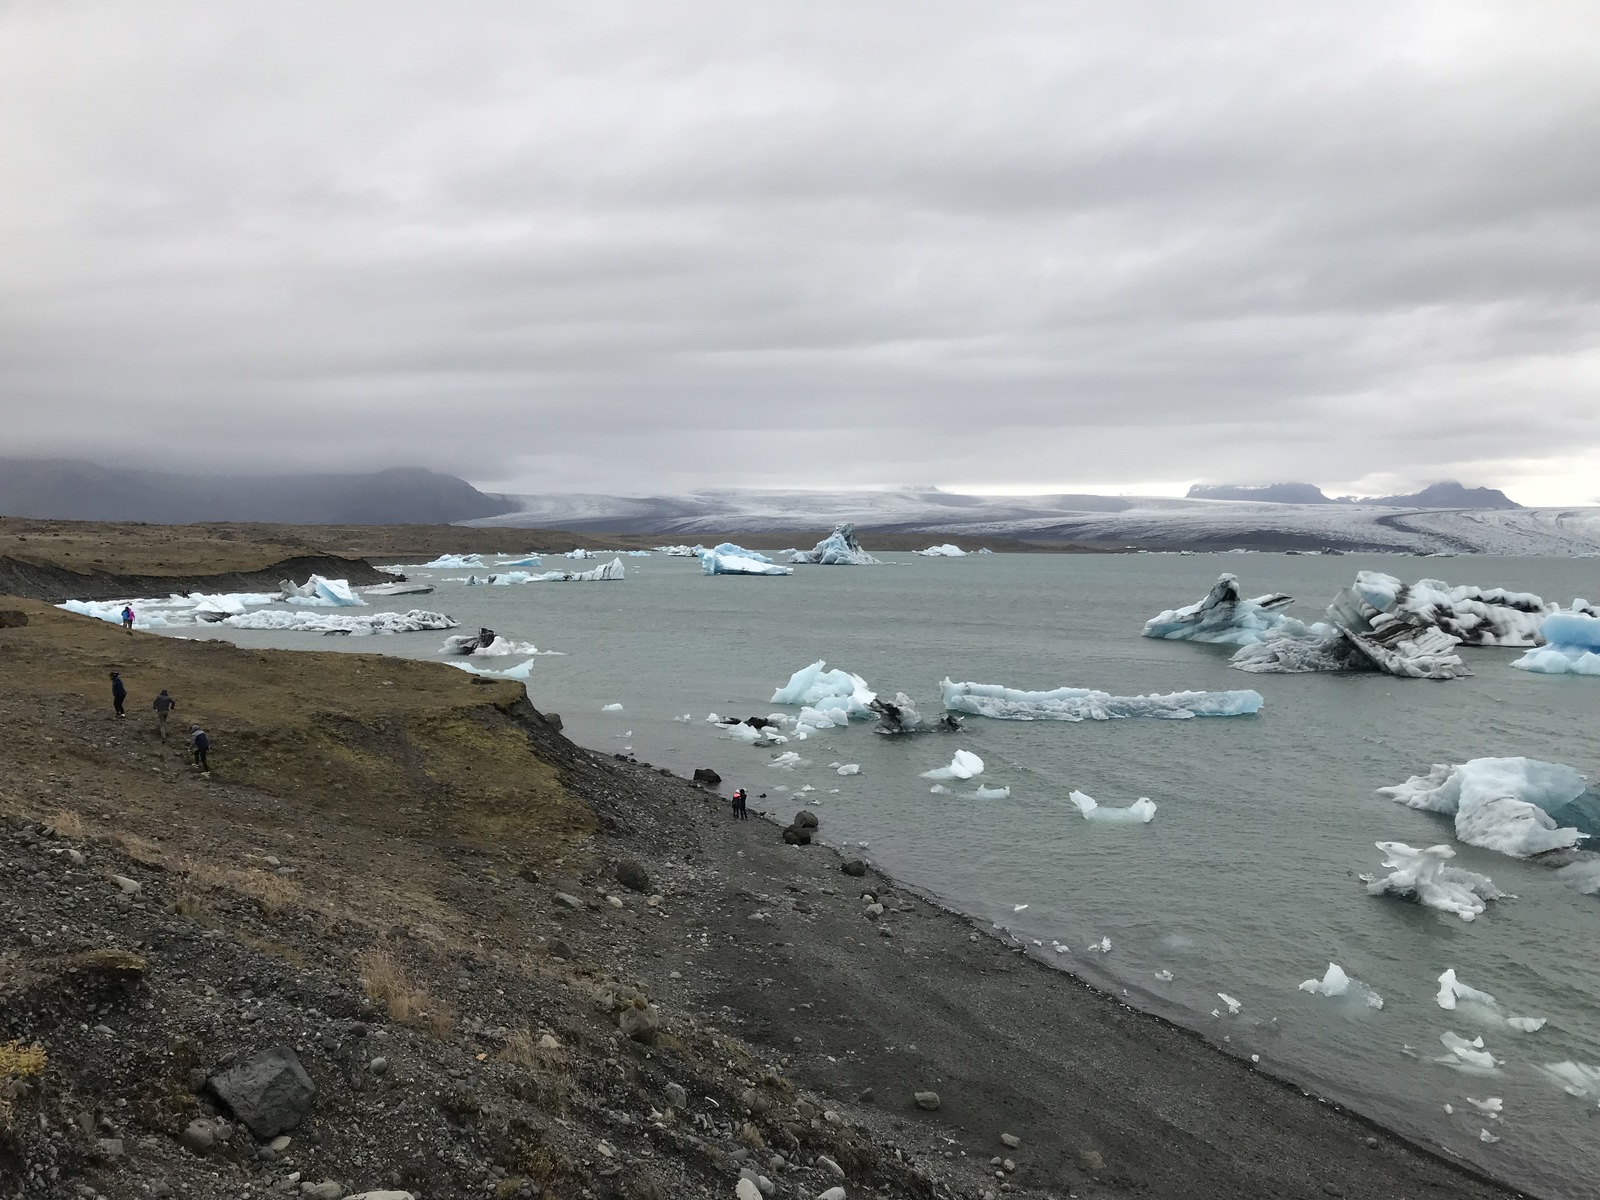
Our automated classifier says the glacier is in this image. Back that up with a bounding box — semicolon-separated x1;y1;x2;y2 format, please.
921;750;984;781
771;660;876;719
940;678;1263;721
1141;573;1312;645
1363;841;1505;921
1377;758;1590;858
915;544;967;557
1067;790;1157;824
1298;962;1384;1010
788;522;882;566
700;545;793;576
222;609;458;635
1514;611;1600;676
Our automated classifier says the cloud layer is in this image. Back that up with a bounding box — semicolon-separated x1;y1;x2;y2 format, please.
3;1;1598;502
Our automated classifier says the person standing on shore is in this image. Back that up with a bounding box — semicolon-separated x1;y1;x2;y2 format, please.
189;724;210;774
732;788;749;820
110;671;127;718
120;604;134;633
152;689;177;741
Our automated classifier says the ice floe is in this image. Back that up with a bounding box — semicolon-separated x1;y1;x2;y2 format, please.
971;785;1011;800
788;522;882;566
700;545;793;576
440;634;549;657
1436;1031;1501;1074
1537;1061;1600;1099
281;576;363;606
365;581;434;597
654;545;700;556
869;693;927;735
921;750;984;781
1514;610;1600;675
915;544;967;557
447;657;536;680
940;679;1263;721
1067;790;1156;824
565;549;596;559
1297;962;1384;1009
510;558;625;582
494;554;543;567
1434;969;1547;1033
771;661;876;719
1363;841;1505;921
1378;757;1591;858
224;609;459;635
419;554;484;569
1142;573;1309;646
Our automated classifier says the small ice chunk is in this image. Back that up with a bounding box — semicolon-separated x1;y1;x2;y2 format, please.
1067;790;1156;824
1507;1016;1547;1033
929;784;952;795
1536;1060;1600;1097
1435;968;1499;1012
1437;1031;1500;1073
1154;969;1174;981
922;750;984;781
1087;936;1111;953
602;703;624;713
1479;1129;1500;1143
1217;993;1242;1015
769;751;807;770
836;764;860;776
1466;1097;1503;1116
1298;962;1384;1009
971;785;1011;800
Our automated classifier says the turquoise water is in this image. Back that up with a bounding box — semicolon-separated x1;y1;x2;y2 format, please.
187;551;1600;1198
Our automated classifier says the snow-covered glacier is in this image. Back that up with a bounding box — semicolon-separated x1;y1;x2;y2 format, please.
788;522;881;566
940;679;1263;721
1378;757;1591;858
1514;611;1600;676
700;543;793;576
1141;573;1315;645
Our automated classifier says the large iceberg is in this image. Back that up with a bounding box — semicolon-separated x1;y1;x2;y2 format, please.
480;558;626;583
1514;611;1600;676
222;609;458;635
281;575;364;606
1327;573;1547;647
788;522;881;566
771;660;876;719
1067;790;1157;824
915;544;967;557
1141;573;1310;645
940;678;1263;721
1363;841;1505;921
419;554;485;569
700;544;793;576
654;544;701;556
1378;758;1591;858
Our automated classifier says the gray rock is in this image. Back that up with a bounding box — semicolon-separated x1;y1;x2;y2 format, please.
913;1091;941;1111
547;939;574;961
304;1184;343;1200
618;1002;660;1043
110;874;142;896
553;892;584;910
863;903;884;920
664;1082;687;1109
817;1154;844;1178
614;859;650;893
782;825;812;846
542;712;563;731
179;1119;215;1155
207;1046;317;1139
794;810;819;829
856;1088;875;1104
369;1057;389;1076
840;859;868;877
1000;1132;1021;1148
96;1137;125;1159
270;1134;292;1151
344;1193;415;1200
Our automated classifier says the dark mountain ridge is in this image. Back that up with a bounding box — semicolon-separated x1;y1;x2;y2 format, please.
1188;479;1521;509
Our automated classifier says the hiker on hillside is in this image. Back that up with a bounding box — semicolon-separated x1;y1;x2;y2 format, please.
152;689;177;741
189;724;210;774
120;604;134;633
110;671;127;718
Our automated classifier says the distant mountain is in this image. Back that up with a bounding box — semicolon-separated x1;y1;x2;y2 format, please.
1351;481;1522;510
0;460;514;525
1187;483;1336;504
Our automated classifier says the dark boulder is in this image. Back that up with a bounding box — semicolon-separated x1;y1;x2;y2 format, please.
840;859;868;877
782;825;812;846
615;860;650;893
693;768;722;787
206;1047;317;1139
0;610;28;628
794;810;819;830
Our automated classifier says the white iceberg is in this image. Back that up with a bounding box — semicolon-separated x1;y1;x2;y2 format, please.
1329;572;1548;648
222;609;458;635
915;544;967;557
769;751;808;769
1067;790;1156;824
1537;1061;1600;1098
565;548;596;559
922;750;984;781
440;634;551;657
447;657;536;680
1141;573;1310;646
1298;962;1384;1009
1514;611;1600;675
654;545;701;556
1435;969;1547;1032
493;554;543;567
1378;758;1590;858
700;546;793;576
940;678;1263;721
836;763;860;776
1437;1031;1501;1074
419;554;485;569
972;785;1011;799
514;558;626;582
788;522;881;566
364;581;434;597
1363;841;1505;921
771;660;876;719
280;575;364;607
601;703;624;712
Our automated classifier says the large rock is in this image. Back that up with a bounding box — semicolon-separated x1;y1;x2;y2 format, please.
619;1001;661;1043
0;611;28;628
693;767;722;787
207;1047;317;1138
782;825;812;846
615;860;651;893
794;810;819;829
914;1090;941;1111
840;859;868;877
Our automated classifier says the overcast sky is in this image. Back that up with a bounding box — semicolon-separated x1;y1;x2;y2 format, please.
3;2;1597;504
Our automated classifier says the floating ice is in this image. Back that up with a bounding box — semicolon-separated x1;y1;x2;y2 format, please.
1154;969;1174;981
1363;842;1505;921
940;679;1263;721
769;751;807;769
565;548;596;559
922;750;984;781
720;722;786;746
1067;790;1156;824
1434;969;1546;1033
771;661;876;718
419;554;484;569
1379;758;1590;858
1537;1061;1600;1098
1329;572;1548;647
929;784;952;795
836;763;860;776
1435;968;1499;1013
700;546;793;576
869;693;926;735
1553;859;1600;895
654;545;700;556
281;575;364;606
441;634;548;657
222;609;458;635
501;558;625;582
788;522;882;566
1217;993;1243;1015
1088;937;1112;953
915;544;967;557
1298;962;1384;1009
1514;611;1600;675
1467;1096;1504;1117
602;703;624;712
364;581;434;597
1436;1031;1500;1074
447;657;536;680
972;785;1011;800
1142;573;1313;646
494;554;543;567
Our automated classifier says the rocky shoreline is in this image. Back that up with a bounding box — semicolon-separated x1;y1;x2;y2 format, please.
0;600;1528;1200
0;555;390;603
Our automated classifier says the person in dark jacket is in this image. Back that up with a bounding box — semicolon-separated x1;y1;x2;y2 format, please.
731;788;749;820
110;671;127;718
189;724;210;773
153;689;177;741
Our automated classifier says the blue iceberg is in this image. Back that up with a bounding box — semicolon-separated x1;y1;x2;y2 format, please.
1513;610;1600;676
940;679;1263;721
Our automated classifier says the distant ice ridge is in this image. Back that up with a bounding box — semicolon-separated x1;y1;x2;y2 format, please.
700;544;793;576
1067;790;1156;824
915;544;967;557
921;750;984;781
280;575;364;607
494;554;543;567
771;660;876;719
788;522;881;565
1514;611;1600;675
222;609;458;635
1363;841;1505;921
481;558;625;583
1298;963;1383;1010
940;678;1263;721
1378;758;1591;858
419;554;485;568
1141;573;1316;646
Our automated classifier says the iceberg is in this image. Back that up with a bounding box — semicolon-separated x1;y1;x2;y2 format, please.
771;660;876;718
915;544;967;557
940;678;1263;721
1363;841;1505;921
447;657;536;680
1435;969;1546;1032
280;575;365;606
1298;962;1384;1010
788;522;881;566
922;750;984;781
419;554;485;569
1378;758;1590;858
654;545;701;556
869;693;926;735
1328;572;1548;647
1067;790;1157;823
1537;1061;1600;1098
1437;1031;1501;1074
1141;573;1309;646
700;546;793;576
565;548;596;559
1513;611;1600;675
494;555;543;567
364;581;434;597
441;633;547;657
972;785;1011;799
488;558;626;582
222;609;458;635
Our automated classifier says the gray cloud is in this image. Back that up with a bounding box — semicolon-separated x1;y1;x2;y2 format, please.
2;1;1598;503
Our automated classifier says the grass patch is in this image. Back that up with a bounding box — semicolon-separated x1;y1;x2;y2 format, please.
358;945;454;1038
